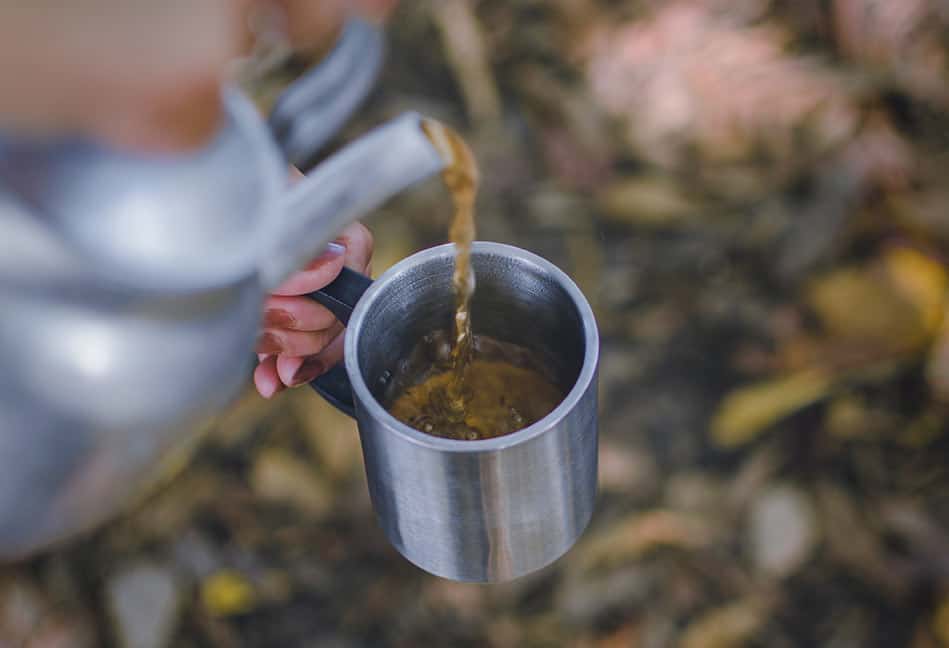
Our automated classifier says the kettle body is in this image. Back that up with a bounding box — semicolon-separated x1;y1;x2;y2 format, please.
0;19;445;559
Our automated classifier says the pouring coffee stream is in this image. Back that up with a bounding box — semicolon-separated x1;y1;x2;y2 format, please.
364;120;563;440
419;120;478;418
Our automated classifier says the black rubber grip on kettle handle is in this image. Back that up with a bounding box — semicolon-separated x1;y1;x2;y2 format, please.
306;266;373;418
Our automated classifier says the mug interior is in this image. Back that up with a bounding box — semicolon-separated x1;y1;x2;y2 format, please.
353;244;588;411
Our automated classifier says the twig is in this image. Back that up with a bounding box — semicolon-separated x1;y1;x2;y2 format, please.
429;0;502;127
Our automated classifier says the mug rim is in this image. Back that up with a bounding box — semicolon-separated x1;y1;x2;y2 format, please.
344;241;599;452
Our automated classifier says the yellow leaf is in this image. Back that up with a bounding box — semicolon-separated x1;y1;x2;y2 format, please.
576;510;712;571
884;247;947;338
806;247;946;354
711;371;831;448
201;571;256;617
595;176;698;225
807;268;911;346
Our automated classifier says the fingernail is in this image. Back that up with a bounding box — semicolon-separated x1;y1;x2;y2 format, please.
263;309;295;328
290;355;326;386
305;242;346;270
259;381;279;399
256;331;282;354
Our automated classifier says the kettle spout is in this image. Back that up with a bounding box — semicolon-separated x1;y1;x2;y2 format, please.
260;112;446;289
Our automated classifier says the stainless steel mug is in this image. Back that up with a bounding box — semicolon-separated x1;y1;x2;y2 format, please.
309;242;599;582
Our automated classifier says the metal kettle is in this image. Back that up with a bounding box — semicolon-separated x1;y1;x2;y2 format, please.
0;19;446;559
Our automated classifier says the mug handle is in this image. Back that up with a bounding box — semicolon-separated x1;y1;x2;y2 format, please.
306;267;373;417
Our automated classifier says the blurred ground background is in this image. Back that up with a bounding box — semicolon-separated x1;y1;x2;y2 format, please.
6;0;949;646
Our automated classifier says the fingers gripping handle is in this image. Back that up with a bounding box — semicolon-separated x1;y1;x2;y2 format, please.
307;266;372;326
307;267;373;417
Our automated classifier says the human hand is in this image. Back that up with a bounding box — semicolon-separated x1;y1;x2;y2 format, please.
254;220;373;398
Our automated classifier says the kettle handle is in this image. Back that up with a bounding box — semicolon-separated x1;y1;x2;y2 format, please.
306;267;373;417
268;17;384;169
